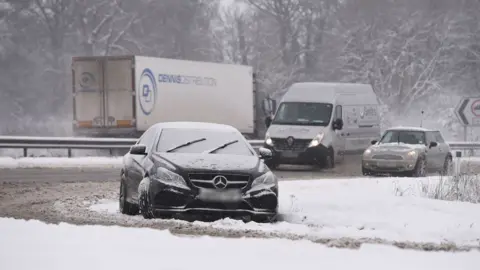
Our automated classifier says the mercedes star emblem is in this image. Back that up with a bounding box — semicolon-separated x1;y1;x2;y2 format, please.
212;175;228;189
287;136;294;146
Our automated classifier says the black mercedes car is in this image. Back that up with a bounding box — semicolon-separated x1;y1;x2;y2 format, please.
119;122;279;223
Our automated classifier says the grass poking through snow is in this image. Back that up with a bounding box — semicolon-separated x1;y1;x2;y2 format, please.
423;174;480;204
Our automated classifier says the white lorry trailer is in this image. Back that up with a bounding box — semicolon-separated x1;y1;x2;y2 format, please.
71;55;260;138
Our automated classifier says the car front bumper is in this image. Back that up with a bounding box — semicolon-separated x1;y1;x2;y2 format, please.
263;143;329;165
147;179;278;218
362;158;417;172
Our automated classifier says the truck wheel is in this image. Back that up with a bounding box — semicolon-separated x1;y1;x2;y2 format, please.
119;177;138;215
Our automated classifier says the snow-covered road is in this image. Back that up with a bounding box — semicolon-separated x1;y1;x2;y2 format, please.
1;217;479;270
89;176;480;248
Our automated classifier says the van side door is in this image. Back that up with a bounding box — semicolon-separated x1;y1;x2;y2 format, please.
333;104;346;163
341;104;380;156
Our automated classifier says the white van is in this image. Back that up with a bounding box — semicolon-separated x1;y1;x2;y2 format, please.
263;82;381;169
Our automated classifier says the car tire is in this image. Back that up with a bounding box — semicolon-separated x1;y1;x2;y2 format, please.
411;157;427;177
362;167;375;176
252;214;277;223
119;177;139;215
138;180;155;219
441;155;453;176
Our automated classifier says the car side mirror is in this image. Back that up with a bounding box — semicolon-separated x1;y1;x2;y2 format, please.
429;141;438;148
332;118;343;130
371;140;378;145
258;147;273;160
130;144;147;155
265;116;273;128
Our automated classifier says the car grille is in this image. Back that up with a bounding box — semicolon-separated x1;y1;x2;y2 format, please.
272;138;311;151
187;200;253;211
188;173;250;189
372;154;404;160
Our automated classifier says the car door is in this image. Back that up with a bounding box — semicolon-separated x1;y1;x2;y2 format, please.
425;131;442;170
433;131;449;165
125;127;158;199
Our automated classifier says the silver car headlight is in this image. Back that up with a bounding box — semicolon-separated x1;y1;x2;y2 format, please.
363;148;374;158
250;171;277;192
265;132;273;146
308;133;324;147
406;150;418;160
154;167;189;190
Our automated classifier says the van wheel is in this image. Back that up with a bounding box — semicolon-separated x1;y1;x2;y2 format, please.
323;148;335;169
265;160;278;170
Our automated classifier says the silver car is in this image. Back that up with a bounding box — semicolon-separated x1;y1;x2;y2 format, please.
361;127;453;177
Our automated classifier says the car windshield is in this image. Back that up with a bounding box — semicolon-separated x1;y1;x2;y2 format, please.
272;102;333;126
156;128;254;156
379;130;426;145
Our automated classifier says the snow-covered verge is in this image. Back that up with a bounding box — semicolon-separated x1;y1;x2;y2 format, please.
89;177;480;247
0;157;123;169
0;218;478;270
420;174;480;204
1;156;480;171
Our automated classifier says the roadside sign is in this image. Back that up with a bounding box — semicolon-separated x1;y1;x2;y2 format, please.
455;97;480;126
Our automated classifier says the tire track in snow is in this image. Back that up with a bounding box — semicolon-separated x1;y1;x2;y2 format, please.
0;181;479;252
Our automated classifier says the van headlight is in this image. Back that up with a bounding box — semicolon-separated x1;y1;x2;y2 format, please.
308;133;324;147
265;132;273;146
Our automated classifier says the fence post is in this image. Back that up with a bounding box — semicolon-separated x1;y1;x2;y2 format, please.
23;148;27;157
68;149;72;158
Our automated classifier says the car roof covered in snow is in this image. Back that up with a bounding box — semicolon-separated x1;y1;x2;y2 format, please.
150;121;239;132
386;126;438;132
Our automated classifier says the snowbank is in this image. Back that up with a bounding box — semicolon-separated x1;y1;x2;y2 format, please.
89;177;480;246
0;217;478;270
1;156;480;170
0;157;123;169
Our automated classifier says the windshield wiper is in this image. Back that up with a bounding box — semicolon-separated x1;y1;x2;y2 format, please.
205;140;239;154
166;138;206;153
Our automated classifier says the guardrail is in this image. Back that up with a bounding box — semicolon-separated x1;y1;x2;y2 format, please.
0;136;478;157
0;136;265;157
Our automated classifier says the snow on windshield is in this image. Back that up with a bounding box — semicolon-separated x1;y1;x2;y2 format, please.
156;128;253;155
272;102;333;126
380;130;426;145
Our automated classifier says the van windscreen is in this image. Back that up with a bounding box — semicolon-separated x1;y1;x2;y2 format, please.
272;102;333;126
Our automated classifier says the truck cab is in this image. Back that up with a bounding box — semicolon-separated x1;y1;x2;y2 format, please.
262;82;381;169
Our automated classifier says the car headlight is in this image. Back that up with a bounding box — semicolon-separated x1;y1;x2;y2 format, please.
154;167;189;190
265;132;273;146
308;133;324;147
250;171;277;192
406;150;418;159
363;148;373;157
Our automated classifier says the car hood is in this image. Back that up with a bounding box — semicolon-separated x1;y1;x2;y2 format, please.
371;143;426;153
267;124;326;139
152;152;261;172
